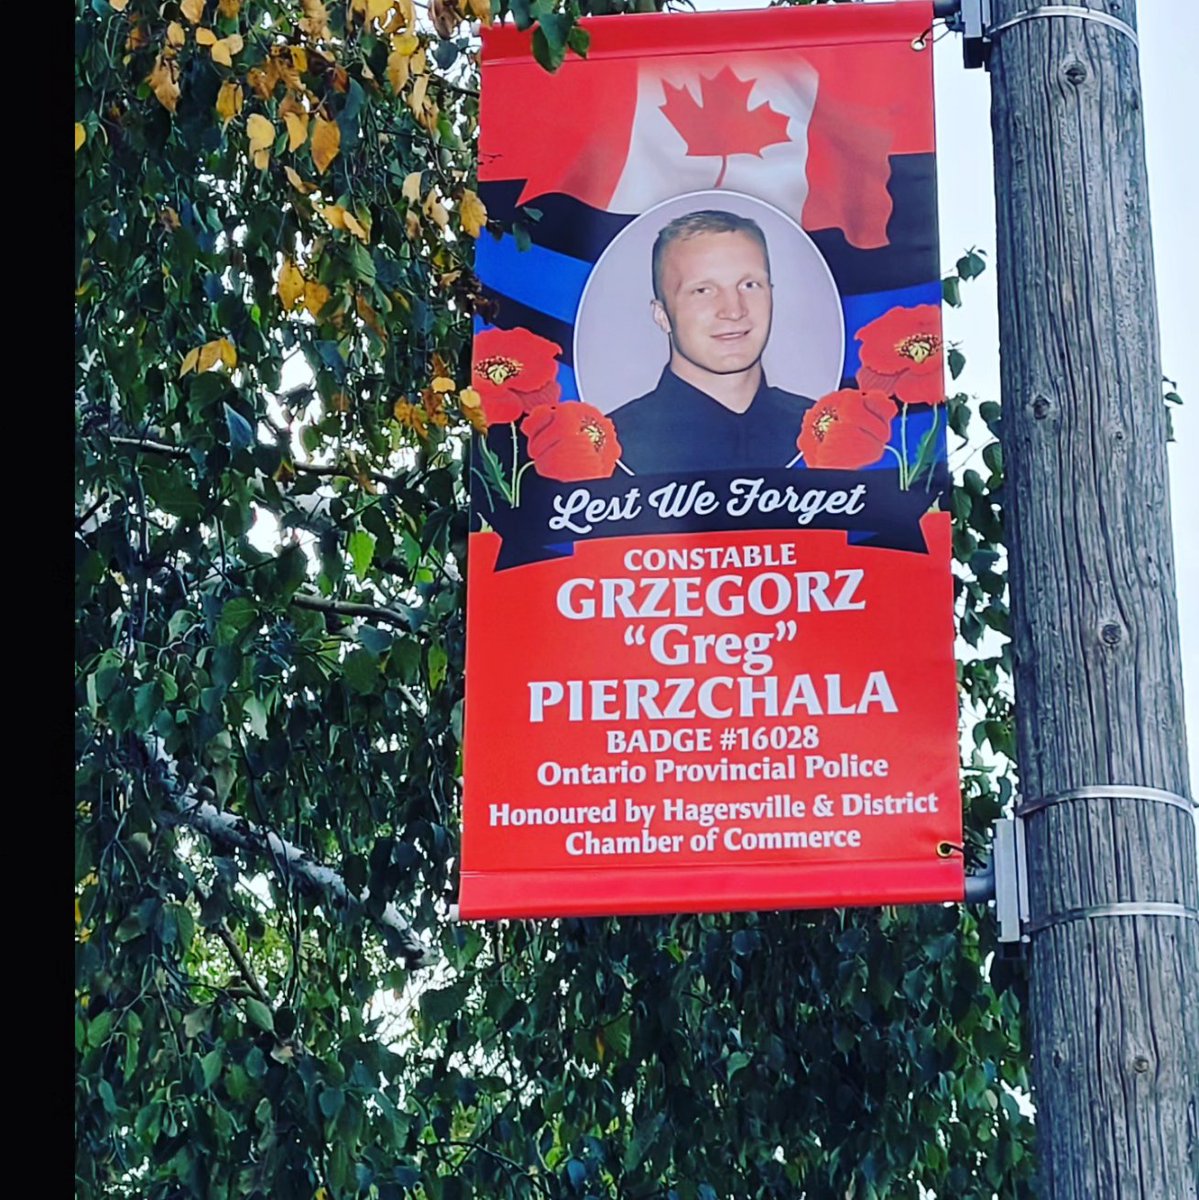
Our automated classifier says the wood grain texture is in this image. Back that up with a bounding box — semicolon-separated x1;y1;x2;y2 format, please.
988;1;1198;1195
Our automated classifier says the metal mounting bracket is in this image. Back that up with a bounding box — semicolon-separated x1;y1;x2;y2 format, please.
937;1;1138;71
986;785;1197;944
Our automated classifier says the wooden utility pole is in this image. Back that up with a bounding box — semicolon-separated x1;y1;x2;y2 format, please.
987;1;1198;1195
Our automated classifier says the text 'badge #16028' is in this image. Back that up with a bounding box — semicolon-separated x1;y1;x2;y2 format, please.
460;1;963;919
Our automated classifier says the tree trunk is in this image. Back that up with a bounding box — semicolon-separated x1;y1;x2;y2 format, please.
988;1;1199;1196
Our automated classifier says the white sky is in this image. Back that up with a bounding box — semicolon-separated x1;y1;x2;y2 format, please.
931;4;1197;801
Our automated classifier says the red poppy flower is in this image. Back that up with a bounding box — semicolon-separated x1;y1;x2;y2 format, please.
797;389;895;469
854;304;946;407
471;326;563;425
524;402;623;482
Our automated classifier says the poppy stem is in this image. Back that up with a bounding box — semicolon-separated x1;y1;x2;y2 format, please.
513;461;533;507
509;422;521;502
615;459;636;477
784;451;803;469
924;406;942;493
900;403;910;490
714;157;729;189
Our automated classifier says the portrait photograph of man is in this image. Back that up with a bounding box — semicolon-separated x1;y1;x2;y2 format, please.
573;191;846;477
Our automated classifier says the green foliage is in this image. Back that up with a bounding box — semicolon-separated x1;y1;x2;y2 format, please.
76;3;1033;1198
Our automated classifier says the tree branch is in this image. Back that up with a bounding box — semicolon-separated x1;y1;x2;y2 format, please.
147;738;430;965
213;918;273;1005
290;592;415;629
108;435;410;490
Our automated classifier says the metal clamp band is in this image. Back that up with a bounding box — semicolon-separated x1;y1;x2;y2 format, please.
988;5;1138;47
1016;784;1195;819
1025;901;1199;936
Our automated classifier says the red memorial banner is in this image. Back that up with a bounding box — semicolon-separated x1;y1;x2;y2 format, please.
460;2;964;918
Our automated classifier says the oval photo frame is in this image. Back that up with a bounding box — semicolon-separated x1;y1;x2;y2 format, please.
573;189;845;415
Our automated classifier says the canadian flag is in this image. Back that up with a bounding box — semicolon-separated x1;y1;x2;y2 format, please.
480;35;933;251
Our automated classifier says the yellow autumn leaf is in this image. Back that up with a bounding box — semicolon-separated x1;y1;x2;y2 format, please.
386;47;410;94
195;27;217;45
181;0;204;23
304;279;331;318
393;399;428;436
75;122;86;152
343;210;370;242
247;113;274;151
431;376;455;393
247;113;275;168
247;62;279;100
423;188;449;229
367;0;392;18
179;347;200;377
466;0;492;25
218;0;241;16
356;294;386;342
408;74;429;120
147;53;181;113
311;116;340;174
284;111;309;152
291;46;309;73
216;80;243;124
277;258;305;311
401;171;422;204
210;33;243;67
319;203;347;230
458;188;487;238
404;209;421;239
392;32;420;55
284;165;317;194
459;387;488;432
167;20;186;46
300;0;332;39
109;0;129;9
198;337;237;371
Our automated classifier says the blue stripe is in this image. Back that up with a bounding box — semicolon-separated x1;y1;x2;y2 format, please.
474;235;592;326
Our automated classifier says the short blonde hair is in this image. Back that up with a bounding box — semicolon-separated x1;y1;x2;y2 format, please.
651;210;771;301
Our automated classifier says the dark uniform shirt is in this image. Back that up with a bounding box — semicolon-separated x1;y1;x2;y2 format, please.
609;368;814;476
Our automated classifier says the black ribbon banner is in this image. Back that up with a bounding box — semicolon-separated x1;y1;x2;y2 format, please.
477;467;942;571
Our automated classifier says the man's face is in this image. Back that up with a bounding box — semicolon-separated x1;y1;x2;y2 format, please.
652;230;773;379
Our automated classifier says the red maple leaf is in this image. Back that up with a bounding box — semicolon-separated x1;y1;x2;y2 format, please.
660;67;792;188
